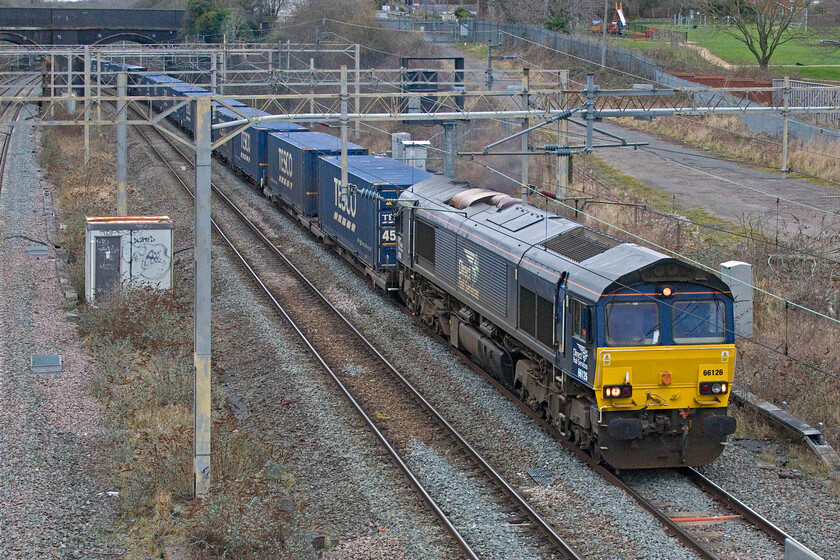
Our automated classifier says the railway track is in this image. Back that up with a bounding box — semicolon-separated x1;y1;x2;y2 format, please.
0;74;41;192
432;323;814;559
127;114;583;559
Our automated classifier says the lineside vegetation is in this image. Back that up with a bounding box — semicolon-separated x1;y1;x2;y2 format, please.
40;124;307;558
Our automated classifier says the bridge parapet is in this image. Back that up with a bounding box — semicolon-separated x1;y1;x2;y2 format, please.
0;8;185;45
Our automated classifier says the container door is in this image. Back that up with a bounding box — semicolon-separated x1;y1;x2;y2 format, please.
379;197;397;267
95;235;122;299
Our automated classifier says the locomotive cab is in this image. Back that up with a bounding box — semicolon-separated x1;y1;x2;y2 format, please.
583;281;737;469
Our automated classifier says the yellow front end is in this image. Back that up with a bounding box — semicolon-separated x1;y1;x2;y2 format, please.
591;344;737;468
595;345;735;411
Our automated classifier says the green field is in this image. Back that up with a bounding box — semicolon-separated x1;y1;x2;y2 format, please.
613;24;840;81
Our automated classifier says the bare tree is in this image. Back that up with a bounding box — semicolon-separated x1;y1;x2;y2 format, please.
242;0;290;23
702;0;813;70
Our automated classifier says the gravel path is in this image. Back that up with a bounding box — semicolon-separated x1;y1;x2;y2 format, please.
0;100;122;557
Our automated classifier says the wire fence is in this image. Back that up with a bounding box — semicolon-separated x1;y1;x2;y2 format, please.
383;17;661;79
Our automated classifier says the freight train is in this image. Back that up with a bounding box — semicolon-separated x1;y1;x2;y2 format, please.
97;60;737;469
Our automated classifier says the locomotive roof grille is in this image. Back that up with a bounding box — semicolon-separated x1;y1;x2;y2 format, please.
541;227;621;263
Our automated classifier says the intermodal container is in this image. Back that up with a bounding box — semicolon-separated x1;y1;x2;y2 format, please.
232;119;308;185
213;105;266;162
141;75;181;111
318;155;432;273
266;131;367;216
163;84;205;121
177;90;211;132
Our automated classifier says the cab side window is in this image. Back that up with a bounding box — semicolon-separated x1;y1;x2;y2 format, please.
571;299;589;341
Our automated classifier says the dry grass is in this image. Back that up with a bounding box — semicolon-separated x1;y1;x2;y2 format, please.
43;125;302;558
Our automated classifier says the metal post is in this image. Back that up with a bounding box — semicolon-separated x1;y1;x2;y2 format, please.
116;72;127;216
193;96;213;498
443;121;456;177
601;0;609;67
558;69;569;199
210;54;217;95
96;51;101;122
520;68;530;205
49;53;55;119
486;40;493;90
220;39;226;95
309;58;316;125
782;76;790;177
84;45;90;173
354;43;361;140
286;39;291;74
67;52;74;113
340;65;349;205
585;74;595;153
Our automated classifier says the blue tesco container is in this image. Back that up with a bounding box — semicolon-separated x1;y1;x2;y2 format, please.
266;131;367;216
232;118;309;185
318;155;432;273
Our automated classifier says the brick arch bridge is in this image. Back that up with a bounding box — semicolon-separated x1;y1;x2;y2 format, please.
0;8;184;46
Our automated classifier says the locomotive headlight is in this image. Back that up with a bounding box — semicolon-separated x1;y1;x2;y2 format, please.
603;385;632;399
661;286;673;297
711;382;722;394
720;383;728;394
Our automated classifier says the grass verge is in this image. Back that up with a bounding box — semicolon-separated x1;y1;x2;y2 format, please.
41;125;307;558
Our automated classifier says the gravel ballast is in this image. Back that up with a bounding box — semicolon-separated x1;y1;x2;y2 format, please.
0;100;121;557
701;440;840;559
133;123;457;559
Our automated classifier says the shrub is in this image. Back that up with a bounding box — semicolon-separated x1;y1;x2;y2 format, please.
455;6;473;19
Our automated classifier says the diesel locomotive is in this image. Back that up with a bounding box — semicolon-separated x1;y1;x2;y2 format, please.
396;177;737;468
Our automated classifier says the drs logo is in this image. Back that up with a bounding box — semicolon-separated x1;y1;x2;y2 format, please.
333;177;357;217
241;131;251;153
